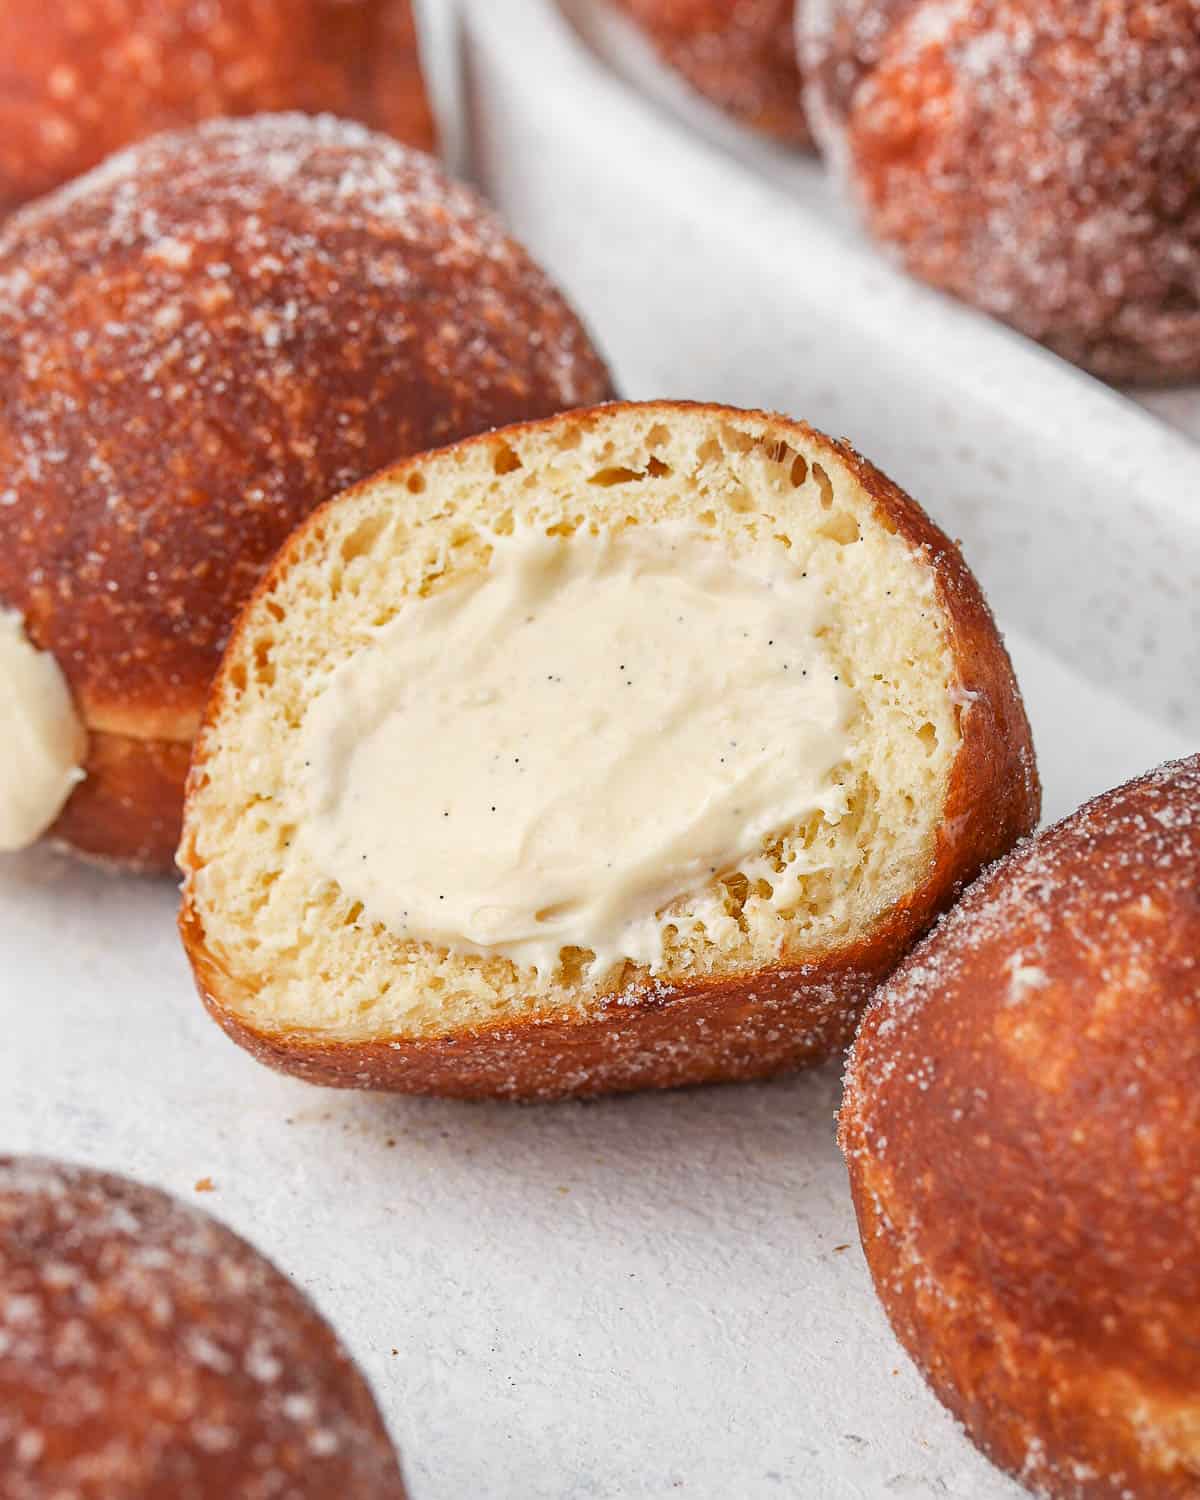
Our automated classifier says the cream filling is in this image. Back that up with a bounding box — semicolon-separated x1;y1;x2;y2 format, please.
0;610;87;852
294;523;856;977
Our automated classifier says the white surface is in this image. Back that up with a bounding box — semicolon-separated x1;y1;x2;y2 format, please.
0;634;1190;1500
1;5;1199;1500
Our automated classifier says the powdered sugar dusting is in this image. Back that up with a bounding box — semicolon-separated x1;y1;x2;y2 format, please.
0;1156;407;1496
849;752;1200;1099
0;0;436;216
0;112;614;735
806;0;1200;381
617;0;813;145
842;753;1200;1497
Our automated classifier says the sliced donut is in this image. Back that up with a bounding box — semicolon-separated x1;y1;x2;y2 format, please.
178;400;1038;1100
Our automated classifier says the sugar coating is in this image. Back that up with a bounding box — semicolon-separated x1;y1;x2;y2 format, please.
179;400;1039;1099
0;1157;407;1498
850;752;1200;1058
0;112;614;741
0;0;436;215
617;0;813;145
843;753;1200;1498
804;0;1200;382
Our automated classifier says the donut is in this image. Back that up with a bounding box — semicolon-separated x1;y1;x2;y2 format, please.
0;0;436;217
616;0;813;147
177;399;1038;1101
802;0;1200;382
0;1156;407;1497
0;113;616;871
841;753;1200;1498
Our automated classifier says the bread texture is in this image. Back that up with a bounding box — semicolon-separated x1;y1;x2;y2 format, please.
616;0;813;146
802;0;1200;382
178;400;1037;1100
0;112;615;871
841;754;1200;1499
0;0;436;217
0;1156;407;1498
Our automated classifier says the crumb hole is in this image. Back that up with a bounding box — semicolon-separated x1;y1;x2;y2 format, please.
492;443;522;475
812;463;834;509
646;456;671;478
252;638;275;686
790;454;808;487
589;466;645;486
406;471;426;494
818;512;861;545
340;514;386;564
558;946;594;984
918;722;938;753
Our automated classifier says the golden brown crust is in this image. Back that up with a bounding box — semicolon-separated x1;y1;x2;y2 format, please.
0;1156;407;1498
841;754;1200;1499
48;731;190;873
617;0;813;147
805;0;1200;383
178;399;1039;1100
0;113;616;870
370;0;441;152
0;0;436;218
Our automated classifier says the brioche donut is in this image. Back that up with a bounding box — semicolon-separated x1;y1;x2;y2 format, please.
802;0;1200;382
0;1157;407;1498
0;113;616;871
841;754;1200;1499
178;400;1038;1101
616;0;812;146
0;0;436;217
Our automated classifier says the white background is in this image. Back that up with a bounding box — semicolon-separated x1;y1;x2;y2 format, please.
2;4;1199;1497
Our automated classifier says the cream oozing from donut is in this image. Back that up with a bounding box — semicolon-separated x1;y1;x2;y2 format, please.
0;610;86;851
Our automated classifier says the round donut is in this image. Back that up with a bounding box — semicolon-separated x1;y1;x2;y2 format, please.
0;0;437;218
178;400;1038;1100
841;753;1200;1498
0;1156;407;1498
0;112;616;871
617;0;813;147
803;0;1200;382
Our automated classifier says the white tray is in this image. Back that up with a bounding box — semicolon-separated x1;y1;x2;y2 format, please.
2;5;1199;1499
553;0;1200;451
